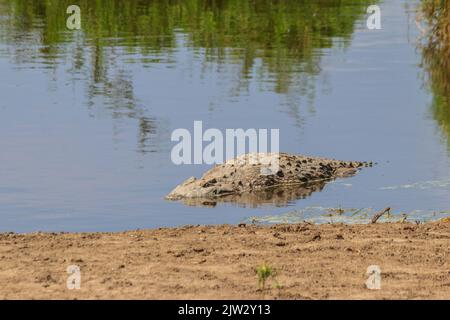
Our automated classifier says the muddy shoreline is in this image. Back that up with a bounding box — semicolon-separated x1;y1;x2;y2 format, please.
0;221;449;299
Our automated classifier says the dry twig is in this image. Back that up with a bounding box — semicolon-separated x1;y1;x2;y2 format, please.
371;207;391;224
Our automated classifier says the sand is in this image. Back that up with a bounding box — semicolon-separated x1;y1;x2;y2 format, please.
0;221;449;299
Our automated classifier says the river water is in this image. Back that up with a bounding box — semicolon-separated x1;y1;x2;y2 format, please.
0;0;449;232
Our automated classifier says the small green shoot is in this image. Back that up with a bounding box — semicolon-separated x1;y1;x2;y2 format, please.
256;263;277;290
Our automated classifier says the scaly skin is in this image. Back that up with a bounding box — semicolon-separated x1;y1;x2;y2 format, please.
166;153;371;207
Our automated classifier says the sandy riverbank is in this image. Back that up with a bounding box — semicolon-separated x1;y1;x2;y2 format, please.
0;221;449;299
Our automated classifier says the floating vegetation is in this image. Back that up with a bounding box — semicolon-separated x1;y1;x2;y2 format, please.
380;179;450;190
245;206;450;224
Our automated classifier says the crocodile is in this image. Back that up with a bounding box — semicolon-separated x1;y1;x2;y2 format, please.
165;153;372;207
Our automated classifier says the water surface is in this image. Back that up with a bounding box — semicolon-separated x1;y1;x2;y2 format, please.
0;0;449;232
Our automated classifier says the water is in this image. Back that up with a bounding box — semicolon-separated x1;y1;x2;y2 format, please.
0;0;449;232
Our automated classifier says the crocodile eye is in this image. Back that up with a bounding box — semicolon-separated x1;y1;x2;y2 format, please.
276;170;284;177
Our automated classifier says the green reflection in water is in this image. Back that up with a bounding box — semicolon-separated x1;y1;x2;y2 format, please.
0;0;374;151
419;0;450;150
0;0;374;90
